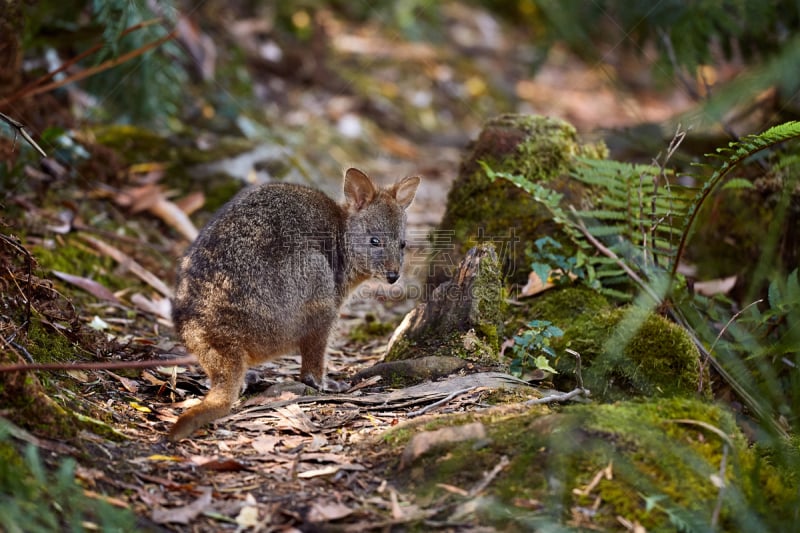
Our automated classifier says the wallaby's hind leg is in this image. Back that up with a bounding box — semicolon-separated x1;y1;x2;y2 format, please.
299;328;349;393
168;345;247;441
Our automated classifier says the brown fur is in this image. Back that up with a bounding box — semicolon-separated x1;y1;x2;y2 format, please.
168;168;420;441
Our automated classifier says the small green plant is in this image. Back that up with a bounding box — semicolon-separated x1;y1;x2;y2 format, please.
510;319;564;375
0;420;136;533
528;235;597;288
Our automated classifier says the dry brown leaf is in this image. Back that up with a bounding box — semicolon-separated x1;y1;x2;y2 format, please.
252;435;280;454
297;465;340;479
107;371;139;393
130;292;172;321
174;191;205;216
306;501;353;523
66;369;89;382
147;196;199;241
51;270;119;303
151;486;212;524
198;458;250;472
116;183;199;241
520;269;577;297
274;404;319;434
694;275;737;296
81;235;173;298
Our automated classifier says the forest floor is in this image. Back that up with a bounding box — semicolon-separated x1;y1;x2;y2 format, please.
0;3;707;531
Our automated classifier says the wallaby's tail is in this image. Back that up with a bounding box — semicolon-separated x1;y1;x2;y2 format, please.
168;352;246;441
168;387;237;441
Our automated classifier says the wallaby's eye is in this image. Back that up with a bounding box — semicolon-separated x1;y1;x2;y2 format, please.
400;240;407;250
370;236;382;247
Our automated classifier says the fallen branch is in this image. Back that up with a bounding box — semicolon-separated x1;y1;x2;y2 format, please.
469;455;509;497
525;387;590;406
0;19;163;108
0;28;176;113
0;112;47;157
0;355;196;373
407;386;479;418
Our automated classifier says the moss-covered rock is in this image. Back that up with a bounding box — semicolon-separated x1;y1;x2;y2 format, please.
431;114;607;286
520;286;708;401
388;398;797;531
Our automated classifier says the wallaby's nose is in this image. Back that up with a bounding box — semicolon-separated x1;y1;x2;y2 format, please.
386;271;400;284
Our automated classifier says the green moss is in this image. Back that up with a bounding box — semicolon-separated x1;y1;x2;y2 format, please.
433;114;607;285
392;398;796;530
31;238;125;293
349;314;396;343
25;320;78;364
519;286;708;401
92;125;254;166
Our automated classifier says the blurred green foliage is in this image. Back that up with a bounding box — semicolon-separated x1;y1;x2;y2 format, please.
0;420;137;533
21;0;186;125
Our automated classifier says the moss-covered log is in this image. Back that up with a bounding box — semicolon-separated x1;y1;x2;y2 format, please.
385;244;506;371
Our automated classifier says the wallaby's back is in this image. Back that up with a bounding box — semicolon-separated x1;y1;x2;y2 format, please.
173;183;348;353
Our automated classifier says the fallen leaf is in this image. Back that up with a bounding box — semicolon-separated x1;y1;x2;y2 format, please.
694;275;737;296
306;501;353;523
51;271;119;302
151;486;212;524
88;315;110;331
81;235;173;298
108;371;139;393
297;465;340;478
235;495;260;528
130;293;172;321
252;435;280;454
175;191;205;215
147;196;199;241
198;458;250;472
66;369;89;382
520;268;577;297
129;401;152;413
436;483;469;496
274;404;319;434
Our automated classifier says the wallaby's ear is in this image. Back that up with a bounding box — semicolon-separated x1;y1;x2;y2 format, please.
344;168;377;211
391;176;421;210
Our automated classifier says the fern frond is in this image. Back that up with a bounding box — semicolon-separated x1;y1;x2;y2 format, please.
671;121;800;277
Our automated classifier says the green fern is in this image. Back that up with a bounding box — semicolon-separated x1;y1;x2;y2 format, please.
480;161;629;300
672;121;800;278
571;157;696;273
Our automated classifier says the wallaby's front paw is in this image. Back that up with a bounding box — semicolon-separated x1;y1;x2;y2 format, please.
301;374;349;393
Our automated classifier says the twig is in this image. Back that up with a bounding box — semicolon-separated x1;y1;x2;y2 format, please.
0;112;47;157
698;299;763;392
0;19;163;107
570;207;663;305
525;387;590;406
468;455;509;497
407;386;479;418
711;444;729;529
565;348;584;389
0;30;176;106
0;355;196;373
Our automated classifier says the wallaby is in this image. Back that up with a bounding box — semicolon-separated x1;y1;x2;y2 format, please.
168;168;420;441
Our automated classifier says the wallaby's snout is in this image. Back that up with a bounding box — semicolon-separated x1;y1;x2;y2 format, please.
386;271;400;284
